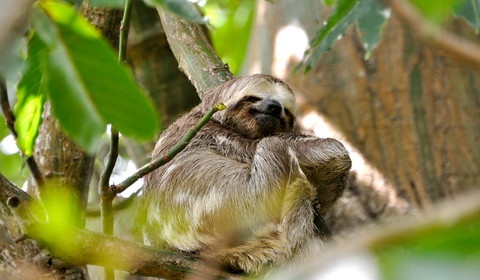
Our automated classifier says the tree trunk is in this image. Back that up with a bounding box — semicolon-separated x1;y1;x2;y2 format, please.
128;0;199;129
244;0;480;233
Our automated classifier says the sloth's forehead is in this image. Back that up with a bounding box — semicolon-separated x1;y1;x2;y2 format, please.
227;80;296;112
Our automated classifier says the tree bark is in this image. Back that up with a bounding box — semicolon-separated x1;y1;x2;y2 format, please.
244;0;480;233
157;8;234;97
128;0;200;129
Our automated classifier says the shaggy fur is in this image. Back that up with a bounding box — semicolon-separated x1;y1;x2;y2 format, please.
142;74;351;274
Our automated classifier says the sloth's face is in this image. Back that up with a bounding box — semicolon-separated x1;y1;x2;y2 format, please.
222;81;296;139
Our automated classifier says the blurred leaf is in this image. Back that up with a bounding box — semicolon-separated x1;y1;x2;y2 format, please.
204;0;255;74
14;33;47;157
144;0;206;23
300;0;359;72
324;0;338;6
29;185;81;256
378;220;480;280
356;0;389;59
31;0;158;153
0;38;25;81
455;0;480;32
411;0;461;23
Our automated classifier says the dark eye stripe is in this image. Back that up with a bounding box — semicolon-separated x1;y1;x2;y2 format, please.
284;109;294;119
243;96;262;102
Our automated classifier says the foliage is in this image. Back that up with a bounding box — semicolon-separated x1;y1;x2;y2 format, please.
203;0;255;74
454;0;480;31
298;0;480;72
378;220;480;280
14;0;158;154
298;0;389;72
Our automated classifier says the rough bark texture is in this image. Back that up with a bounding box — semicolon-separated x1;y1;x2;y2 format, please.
34;103;95;225
244;0;480;233
128;0;200;129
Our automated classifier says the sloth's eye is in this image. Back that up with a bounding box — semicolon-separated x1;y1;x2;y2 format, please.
244;96;262;103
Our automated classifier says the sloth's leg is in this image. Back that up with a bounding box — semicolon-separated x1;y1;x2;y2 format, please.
221;153;317;274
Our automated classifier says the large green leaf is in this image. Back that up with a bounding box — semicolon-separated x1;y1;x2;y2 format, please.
455;0;480;32
300;0;359;72
356;0;389;59
31;0;158;153
14;33;48;157
144;0;206;23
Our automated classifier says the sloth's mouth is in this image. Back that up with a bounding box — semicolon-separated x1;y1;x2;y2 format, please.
256;112;280;119
252;109;281;120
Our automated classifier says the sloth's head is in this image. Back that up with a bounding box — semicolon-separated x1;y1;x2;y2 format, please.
203;74;297;139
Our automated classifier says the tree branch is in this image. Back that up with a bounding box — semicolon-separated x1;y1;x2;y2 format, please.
0;172;30;204
0;175;240;279
113;103;226;194
157;8;234;98
0;81;44;187
382;0;480;69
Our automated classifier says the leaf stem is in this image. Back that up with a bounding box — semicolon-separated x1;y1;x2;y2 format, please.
118;0;134;64
113;103;226;195
99;1;135;279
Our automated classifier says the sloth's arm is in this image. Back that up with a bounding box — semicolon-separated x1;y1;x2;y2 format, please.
278;135;352;213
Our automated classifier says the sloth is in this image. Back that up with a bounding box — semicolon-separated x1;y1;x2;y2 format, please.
142;74;351;274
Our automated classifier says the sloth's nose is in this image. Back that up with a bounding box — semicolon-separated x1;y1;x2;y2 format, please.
258;99;282;117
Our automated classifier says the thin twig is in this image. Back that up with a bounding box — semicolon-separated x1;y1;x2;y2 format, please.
0;81;44;187
382;0;480;69
113;103;226;194
118;0;133;64
86;189;140;217
98;0;135;279
98;128;118;201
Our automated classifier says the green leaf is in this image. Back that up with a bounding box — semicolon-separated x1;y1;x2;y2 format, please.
144;0;206;23
31;0;158;153
411;0;460;23
324;0;338;6
301;0;359;72
356;0;389;59
14;33;48;156
455;0;480;32
378;220;480;280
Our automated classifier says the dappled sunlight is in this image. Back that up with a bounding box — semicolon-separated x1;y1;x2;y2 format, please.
299;110;409;212
0;134;18;155
306;251;380;280
112;159;144;198
273;23;309;78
